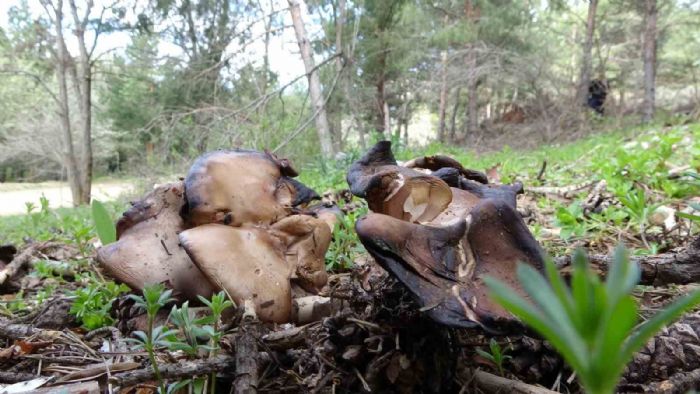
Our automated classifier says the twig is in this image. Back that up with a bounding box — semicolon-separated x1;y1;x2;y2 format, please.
471;369;558;394
109;355;236;387
0;242;61;285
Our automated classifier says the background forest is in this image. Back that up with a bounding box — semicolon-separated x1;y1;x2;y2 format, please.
0;0;698;204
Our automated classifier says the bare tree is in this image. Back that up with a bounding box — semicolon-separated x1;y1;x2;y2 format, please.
642;0;657;122
287;0;335;159
464;0;479;140
576;0;599;107
34;0;111;205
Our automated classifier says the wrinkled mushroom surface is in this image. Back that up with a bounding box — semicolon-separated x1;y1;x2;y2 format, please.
349;141;545;332
97;182;218;302
179;224;293;323
97;149;333;324
184;150;319;227
347;141;453;223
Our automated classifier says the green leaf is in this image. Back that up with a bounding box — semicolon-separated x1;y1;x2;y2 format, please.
677;212;700;222
91;200;116;245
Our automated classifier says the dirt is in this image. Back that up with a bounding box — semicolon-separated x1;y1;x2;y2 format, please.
0;181;134;216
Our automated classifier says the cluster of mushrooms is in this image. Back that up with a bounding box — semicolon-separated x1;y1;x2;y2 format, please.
348;141;545;332
97;150;337;323
98;142;546;331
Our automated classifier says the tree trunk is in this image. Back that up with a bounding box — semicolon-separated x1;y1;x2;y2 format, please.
287;0;334;159
464;0;479;142
576;0;598;107
375;50;388;139
449;87;462;143
332;0;346;151
68;0;93;205
50;0;82;205
437;50;449;142
642;0;658;123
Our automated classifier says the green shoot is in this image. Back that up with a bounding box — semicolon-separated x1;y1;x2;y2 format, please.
475;338;512;377
484;246;700;394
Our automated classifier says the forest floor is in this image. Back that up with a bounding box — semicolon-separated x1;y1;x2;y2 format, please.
0;120;699;393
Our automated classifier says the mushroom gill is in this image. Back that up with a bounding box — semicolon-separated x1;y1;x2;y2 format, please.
346;141;453;223
96;182;218;302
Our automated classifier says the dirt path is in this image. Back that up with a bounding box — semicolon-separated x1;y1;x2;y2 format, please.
0;181;134;216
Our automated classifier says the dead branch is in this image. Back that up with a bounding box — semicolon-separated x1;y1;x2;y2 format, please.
556;236;700;286
640;367;700;394
527;181;595;197
0;321;62;341
109;355;236;387
234;301;260;394
0;242;62;286
0;371;37;383
470;369;559;394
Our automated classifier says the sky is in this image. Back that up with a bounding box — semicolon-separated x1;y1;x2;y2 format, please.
0;0;314;85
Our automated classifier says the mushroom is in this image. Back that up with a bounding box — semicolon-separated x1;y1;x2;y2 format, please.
179;214;331;322
179;224;293;323
403;154;489;184
183;150;319;227
349;142;545;332
96;182;218;302
346;141;453;223
97;149;334;324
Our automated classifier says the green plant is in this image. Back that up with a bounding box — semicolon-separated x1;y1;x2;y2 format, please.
484;246;700;394
92;199;116;245
326;208;365;271
127;284;177;392
69;277;129;330
475;338;512;376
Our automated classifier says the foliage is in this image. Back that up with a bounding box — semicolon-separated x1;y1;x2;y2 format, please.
69;275;130;330
91;200;117;245
325;207;366;271
484;246;700;394
475;338;512;377
127;283;177;392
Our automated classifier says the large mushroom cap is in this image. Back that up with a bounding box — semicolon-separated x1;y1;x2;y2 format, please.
356;199;544;332
179;224;293;323
184;150;318;227
350;142;546;332
96;182;218;302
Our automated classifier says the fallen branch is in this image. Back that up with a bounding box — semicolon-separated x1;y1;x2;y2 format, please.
0;371;37;383
0;242;61;286
0;321;62;341
527;181;594;198
556;236;700;286
471;369;559;394
109;355;236;387
639;367;700;394
234;301;259;394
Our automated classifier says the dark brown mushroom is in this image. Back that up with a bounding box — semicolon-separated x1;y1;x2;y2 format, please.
183;150;318;227
403;154;489;184
347;141;453;223
349;142;545;332
96;182;218;302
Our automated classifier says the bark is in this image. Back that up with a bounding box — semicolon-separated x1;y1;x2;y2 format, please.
375;50;388;138
109;355;236;387
470;370;558;394
576;0;598;107
555;236;700;286
464;0;479;141
642;0;658;123
288;0;335;159
438;50;449;142
449;87;462;142
68;0;93;204
48;0;82;205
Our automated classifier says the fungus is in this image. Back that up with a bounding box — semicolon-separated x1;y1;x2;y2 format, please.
97;182;218;302
346;141;453;223
183;150;319;227
349;142;545;332
97;150;333;324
